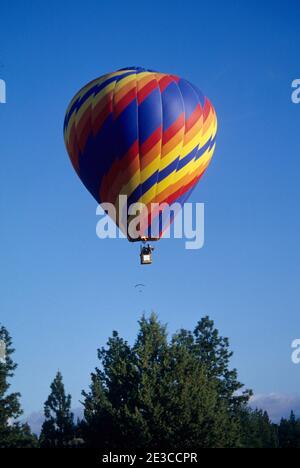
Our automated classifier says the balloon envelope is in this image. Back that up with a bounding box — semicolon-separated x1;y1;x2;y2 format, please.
64;67;217;240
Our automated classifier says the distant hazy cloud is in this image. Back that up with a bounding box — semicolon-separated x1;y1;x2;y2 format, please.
25;407;84;436
250;393;300;422
24;411;45;436
25;395;300;434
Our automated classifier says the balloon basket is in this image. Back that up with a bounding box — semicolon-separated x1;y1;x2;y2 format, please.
140;244;155;265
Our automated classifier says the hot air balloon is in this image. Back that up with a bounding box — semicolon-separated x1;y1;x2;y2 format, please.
64;67;217;263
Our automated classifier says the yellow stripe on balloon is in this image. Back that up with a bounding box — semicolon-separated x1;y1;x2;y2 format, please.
183;118;203;147
152;118;185;203
65;76;102;117
140;142;161;183
159;141;182;171
65;77;107;143
91;80;118;111
167;126;209;191
180;127;202;159
65;70;134;134
155;170;178;197
141;157;160;184
113;74;138;103
136;72;156;89
141;185;157;206
120;170;141;199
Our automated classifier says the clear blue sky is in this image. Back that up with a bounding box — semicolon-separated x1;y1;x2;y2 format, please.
0;0;300;419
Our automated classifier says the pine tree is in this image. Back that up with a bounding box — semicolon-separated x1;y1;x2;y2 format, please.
192;316;252;410
172;316;253;446
279;411;300;448
0;324;37;448
39;371;75;448
82;313;250;449
240;408;279;448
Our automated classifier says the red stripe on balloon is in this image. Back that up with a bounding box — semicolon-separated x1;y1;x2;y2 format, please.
92;100;113;135
114;88;137;118
77;110;92;152
158;75;174;93
162;113;185;146
144;166;205;238
203;98;211;121
166;168;206;207
67;123;80;173
169;74;180;82
185;104;202;133
137;79;158;104
157;169;206;238
140;126;162;156
100;140;139;203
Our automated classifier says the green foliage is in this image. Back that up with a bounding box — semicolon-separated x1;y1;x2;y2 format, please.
0;324;37;448
81;313;251;449
0;422;39;448
240;408;279;448
2;316;300;449
39;371;75;448
192;316;253;409
279;411;300;448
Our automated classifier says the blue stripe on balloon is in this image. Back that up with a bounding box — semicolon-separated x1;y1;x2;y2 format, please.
128;136;201;208
138;88;162;144
177;145;199;171
177;79;200;120
127;185;141;207
149;201;183;239
175;181;199;209
138;83;162;200
163;184;197;234
188;82;206;108
142;170;159;196
64;71;137;130
118;66;145;72
161;81;184;131
114;96;141;203
79;100;141;204
64;79;111;130
114;98;139;158
156;143;198;186
175;185;195;205
78;115;115;203
127;170;159;206
158;157;179;183
195;136;216;160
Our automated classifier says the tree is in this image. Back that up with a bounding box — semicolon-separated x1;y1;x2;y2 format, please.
81;313;250;449
192;316;252;410
240;408;279;448
39;371;75;448
279;411;300;448
0;324;37;448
